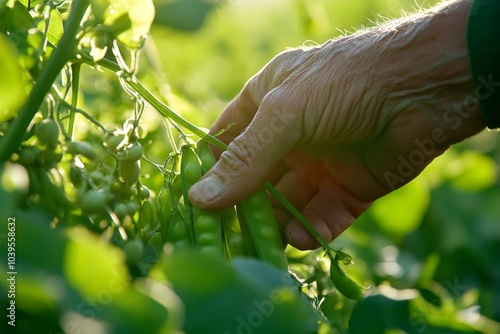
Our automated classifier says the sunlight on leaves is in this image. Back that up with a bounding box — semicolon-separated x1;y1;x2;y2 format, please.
64;227;130;298
92;0;155;48
0;35;27;122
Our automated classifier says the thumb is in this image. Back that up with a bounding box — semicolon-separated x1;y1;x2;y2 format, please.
188;107;300;210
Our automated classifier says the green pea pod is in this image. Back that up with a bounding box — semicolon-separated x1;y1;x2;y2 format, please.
329;257;364;300
137;199;156;231
181;145;201;191
27;167;41;195
180;142;223;259
196;139;216;173
236;208;258;258
158;175;181;241
104;133;125;151
158;187;173;240
196;139;231;260
123;142;143;162
236;188;288;271
167;201;193;253
146;231;164;256
180;144;199;242
35;167;70;207
30;167;70;217
35;119;59;148
67;141;96;160
221;207;247;260
191;206;223;259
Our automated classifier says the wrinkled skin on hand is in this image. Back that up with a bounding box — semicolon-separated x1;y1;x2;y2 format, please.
189;0;485;249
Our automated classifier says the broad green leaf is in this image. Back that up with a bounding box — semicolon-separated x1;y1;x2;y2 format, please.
38;8;64;46
5;1;33;32
372;177;430;237
0;34;27;122
64;227;130;299
92;0;155;48
154;252;320;334
98;288;172;334
349;288;415;333
135;278;185;332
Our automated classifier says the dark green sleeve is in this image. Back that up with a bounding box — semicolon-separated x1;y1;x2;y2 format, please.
467;0;500;129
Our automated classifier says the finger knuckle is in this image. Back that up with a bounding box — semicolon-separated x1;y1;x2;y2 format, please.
218;137;257;178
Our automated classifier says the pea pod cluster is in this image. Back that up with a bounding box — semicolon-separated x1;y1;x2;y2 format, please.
159;140;367;301
161;144;224;260
159;140;287;270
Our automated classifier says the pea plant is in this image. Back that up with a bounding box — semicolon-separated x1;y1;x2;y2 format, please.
0;1;495;333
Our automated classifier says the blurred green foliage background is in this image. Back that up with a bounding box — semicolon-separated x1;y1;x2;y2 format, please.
149;0;500;322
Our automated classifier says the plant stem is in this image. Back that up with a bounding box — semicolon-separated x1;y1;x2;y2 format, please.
0;0;90;162
97;58;227;151
50;87;108;134
264;183;332;251
68;63;81;139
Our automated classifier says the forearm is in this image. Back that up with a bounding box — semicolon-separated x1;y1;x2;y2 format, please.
369;0;485;144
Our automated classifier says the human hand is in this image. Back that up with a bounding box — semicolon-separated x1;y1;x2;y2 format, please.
188;0;485;250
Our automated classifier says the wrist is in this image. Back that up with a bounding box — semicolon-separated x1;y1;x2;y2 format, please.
371;0;485;145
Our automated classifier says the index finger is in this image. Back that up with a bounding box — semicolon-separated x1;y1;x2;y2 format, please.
209;75;268;155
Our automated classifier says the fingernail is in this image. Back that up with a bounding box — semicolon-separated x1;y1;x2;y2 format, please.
189;175;224;204
285;222;299;245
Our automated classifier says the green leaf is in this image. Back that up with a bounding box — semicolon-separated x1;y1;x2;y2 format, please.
5;1;34;32
92;0;155;48
0;215;182;334
349;289;415;333
0;34;27;122
158;250;238;295
45;8;64;45
63;227;130;299
371;177;430;238
154;252;320;334
350;287;491;334
98;288;172;334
